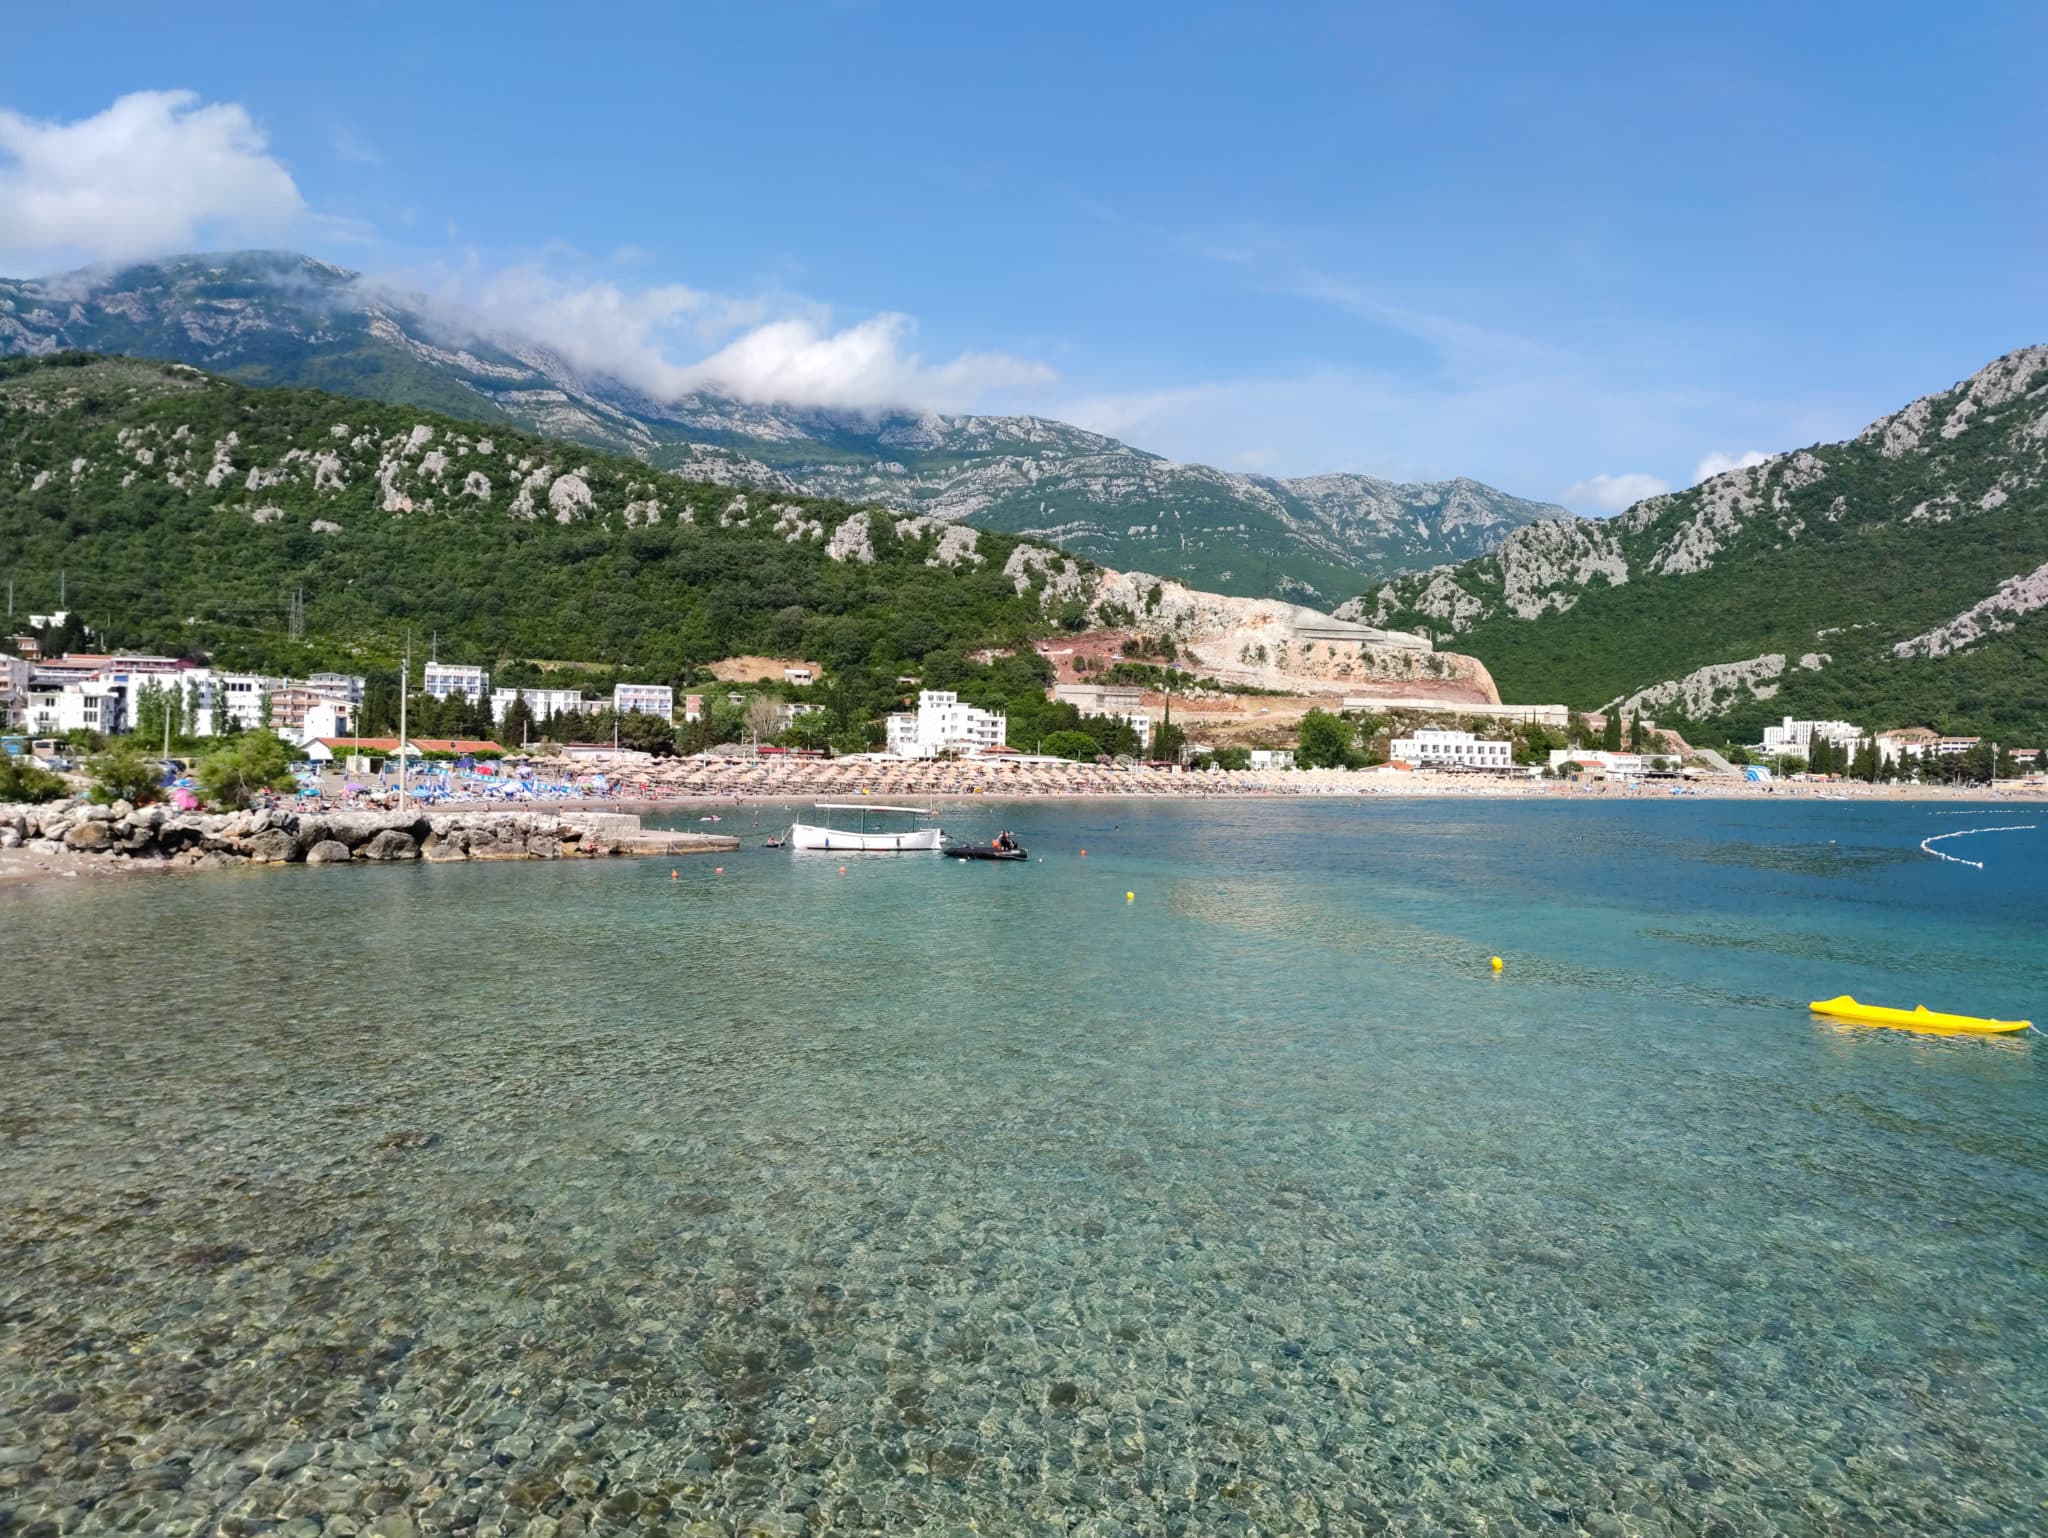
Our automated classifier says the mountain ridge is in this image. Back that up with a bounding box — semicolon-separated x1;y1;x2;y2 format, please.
1340;345;2048;740
0;251;1569;605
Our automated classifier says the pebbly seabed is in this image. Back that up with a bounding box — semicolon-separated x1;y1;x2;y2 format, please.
2;797;2043;1536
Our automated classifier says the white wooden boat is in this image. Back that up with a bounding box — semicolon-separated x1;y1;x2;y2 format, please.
786;803;944;852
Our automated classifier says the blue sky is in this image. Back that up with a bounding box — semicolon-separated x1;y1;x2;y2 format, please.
3;1;2043;512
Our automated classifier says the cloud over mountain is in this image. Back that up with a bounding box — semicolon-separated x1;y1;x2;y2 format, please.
1559;471;1672;514
3;90;1053;416
0;91;303;274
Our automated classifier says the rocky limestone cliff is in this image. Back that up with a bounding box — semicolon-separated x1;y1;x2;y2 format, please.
1355;346;2048;641
1334;346;2048;731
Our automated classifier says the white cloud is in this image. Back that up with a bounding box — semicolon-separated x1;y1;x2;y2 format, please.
1693;449;1770;482
386;260;1054;415
1560;472;1673;513
677;312;1054;413
0;90;303;274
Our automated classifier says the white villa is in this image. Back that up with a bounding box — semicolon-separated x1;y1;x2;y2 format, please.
1389;728;1515;770
1875;727;1939;760
886;690;1007;759
1550;749;1651;777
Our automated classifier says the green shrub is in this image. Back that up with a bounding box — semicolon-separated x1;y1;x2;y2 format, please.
1041;730;1102;761
87;742;165;806
197;730;297;809
0;754;69;803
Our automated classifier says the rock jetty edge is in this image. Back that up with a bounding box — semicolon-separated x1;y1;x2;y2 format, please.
0;802;737;871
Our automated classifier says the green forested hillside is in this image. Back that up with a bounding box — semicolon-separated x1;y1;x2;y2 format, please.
0;354;1063;682
1347;347;2048;742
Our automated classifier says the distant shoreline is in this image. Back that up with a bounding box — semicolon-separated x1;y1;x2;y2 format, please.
8;778;2037;898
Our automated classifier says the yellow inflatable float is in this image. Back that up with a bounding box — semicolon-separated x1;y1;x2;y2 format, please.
1809;995;2032;1035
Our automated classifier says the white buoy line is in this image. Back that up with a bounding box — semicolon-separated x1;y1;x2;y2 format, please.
1920;824;2036;869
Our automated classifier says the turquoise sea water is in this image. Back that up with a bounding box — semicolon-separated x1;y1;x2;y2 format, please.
3;798;2045;1537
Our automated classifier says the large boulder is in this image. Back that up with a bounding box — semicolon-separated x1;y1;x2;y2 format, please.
464;820;526;859
306;840;353;865
299;811;424;851
422;824;469;862
243;828;301;863
361;829;419;861
63;822;112;851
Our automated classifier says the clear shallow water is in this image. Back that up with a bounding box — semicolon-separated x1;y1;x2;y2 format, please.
2;798;2044;1537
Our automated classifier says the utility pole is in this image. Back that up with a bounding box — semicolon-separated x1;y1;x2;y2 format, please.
398;636;410;813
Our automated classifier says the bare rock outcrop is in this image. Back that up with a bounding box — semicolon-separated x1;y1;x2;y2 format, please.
1892;558;2048;659
827;511;877;564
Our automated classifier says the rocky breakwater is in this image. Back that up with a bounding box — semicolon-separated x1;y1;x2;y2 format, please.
0;801;737;870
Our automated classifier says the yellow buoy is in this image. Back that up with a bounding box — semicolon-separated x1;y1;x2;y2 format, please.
1490;956;1504;972
1126;891;1135;902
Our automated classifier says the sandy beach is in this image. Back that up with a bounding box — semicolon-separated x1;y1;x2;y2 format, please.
511;754;2048;808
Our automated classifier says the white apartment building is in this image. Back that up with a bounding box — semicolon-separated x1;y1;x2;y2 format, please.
885;690;1006;759
613;682;675;718
1390;728;1515;770
423;662;490;702
1248;748;1295;770
22;673;125;735
75;656;188;733
306;672;367;704
491;687;589;725
1758;716;1864;757
215;673;289;732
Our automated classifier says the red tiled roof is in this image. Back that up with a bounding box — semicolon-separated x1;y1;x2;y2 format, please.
312;737;502;753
